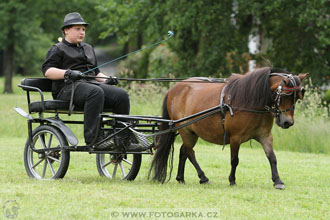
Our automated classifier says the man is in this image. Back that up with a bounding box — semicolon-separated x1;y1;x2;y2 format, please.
42;12;130;149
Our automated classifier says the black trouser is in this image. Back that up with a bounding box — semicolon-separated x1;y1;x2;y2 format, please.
57;82;130;144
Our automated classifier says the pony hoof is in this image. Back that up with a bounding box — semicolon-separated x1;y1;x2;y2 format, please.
176;177;185;184
274;184;285;190
230;181;236;186
200;179;210;184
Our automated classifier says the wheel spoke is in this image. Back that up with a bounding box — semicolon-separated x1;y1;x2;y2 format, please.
38;134;47;149
112;164;118;178
102;161;112;168
47;158;56;176
120;162;126;177
122;158;133;165
42;160;47;178
48;155;61;163
32;158;45;168
47;134;53;148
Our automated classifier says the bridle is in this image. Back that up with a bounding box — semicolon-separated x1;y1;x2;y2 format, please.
266;73;305;118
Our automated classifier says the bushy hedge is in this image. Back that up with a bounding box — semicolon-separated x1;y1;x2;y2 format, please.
118;44;178;79
148;44;178;78
324;90;330;104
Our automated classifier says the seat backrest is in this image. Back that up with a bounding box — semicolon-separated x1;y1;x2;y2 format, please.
20;78;53;92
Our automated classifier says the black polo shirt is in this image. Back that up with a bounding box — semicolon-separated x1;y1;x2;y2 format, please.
42;39;100;97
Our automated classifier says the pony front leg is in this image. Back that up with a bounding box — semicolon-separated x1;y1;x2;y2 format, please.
258;134;285;189
228;139;240;186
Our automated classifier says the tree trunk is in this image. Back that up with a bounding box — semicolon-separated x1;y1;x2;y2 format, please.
0;50;3;76
3;42;15;94
121;42;129;56
137;31;143;49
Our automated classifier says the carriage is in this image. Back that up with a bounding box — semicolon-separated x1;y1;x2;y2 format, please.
15;77;224;180
15;68;307;189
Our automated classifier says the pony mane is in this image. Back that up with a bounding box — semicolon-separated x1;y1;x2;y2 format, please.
225;67;288;108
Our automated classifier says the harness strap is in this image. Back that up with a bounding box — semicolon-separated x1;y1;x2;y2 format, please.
68;81;76;116
219;85;234;150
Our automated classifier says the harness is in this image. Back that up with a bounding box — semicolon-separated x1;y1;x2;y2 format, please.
219;72;304;150
219;85;234;150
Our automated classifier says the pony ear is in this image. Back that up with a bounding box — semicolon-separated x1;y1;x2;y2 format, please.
298;73;309;81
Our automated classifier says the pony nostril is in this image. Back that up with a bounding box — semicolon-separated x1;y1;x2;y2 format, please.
283;121;293;128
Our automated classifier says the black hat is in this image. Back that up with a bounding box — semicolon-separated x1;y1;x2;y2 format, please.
61;12;89;30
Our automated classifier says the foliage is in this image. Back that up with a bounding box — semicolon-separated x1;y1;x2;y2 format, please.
296;78;329;118
0;0;103;92
98;0;329;79
118;53;142;78
147;44;178;78
1;0;329;91
98;0;248;77
38;0;104;44
0;0;48;76
323;90;330;104
236;0;330;79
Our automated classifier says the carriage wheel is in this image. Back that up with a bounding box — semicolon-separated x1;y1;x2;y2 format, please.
96;153;141;180
24;125;70;179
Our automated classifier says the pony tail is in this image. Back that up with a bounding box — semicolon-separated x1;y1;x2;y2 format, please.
148;93;176;183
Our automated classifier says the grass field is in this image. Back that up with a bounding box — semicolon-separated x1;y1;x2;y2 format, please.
1;137;329;219
0;76;329;219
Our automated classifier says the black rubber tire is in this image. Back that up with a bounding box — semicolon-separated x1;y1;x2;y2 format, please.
24;125;70;179
96;153;141;180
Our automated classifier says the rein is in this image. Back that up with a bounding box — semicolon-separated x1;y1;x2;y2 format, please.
83;76;227;83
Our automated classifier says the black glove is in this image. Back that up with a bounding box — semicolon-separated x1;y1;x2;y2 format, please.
105;76;118;85
64;69;84;81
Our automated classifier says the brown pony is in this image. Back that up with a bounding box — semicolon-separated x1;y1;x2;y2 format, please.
149;67;308;189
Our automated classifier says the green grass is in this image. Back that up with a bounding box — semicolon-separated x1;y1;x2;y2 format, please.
0;76;330;219
1;137;329;219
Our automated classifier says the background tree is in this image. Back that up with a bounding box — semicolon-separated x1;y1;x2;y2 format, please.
0;0;102;93
1;0;329;93
0;0;46;93
98;0;329;79
98;0;249;77
236;0;329;79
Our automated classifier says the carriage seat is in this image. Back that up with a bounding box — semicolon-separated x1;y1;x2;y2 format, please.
19;78;112;114
29;99;72;113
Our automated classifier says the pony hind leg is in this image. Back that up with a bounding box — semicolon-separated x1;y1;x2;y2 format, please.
177;130;209;184
187;147;210;184
176;145;188;183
